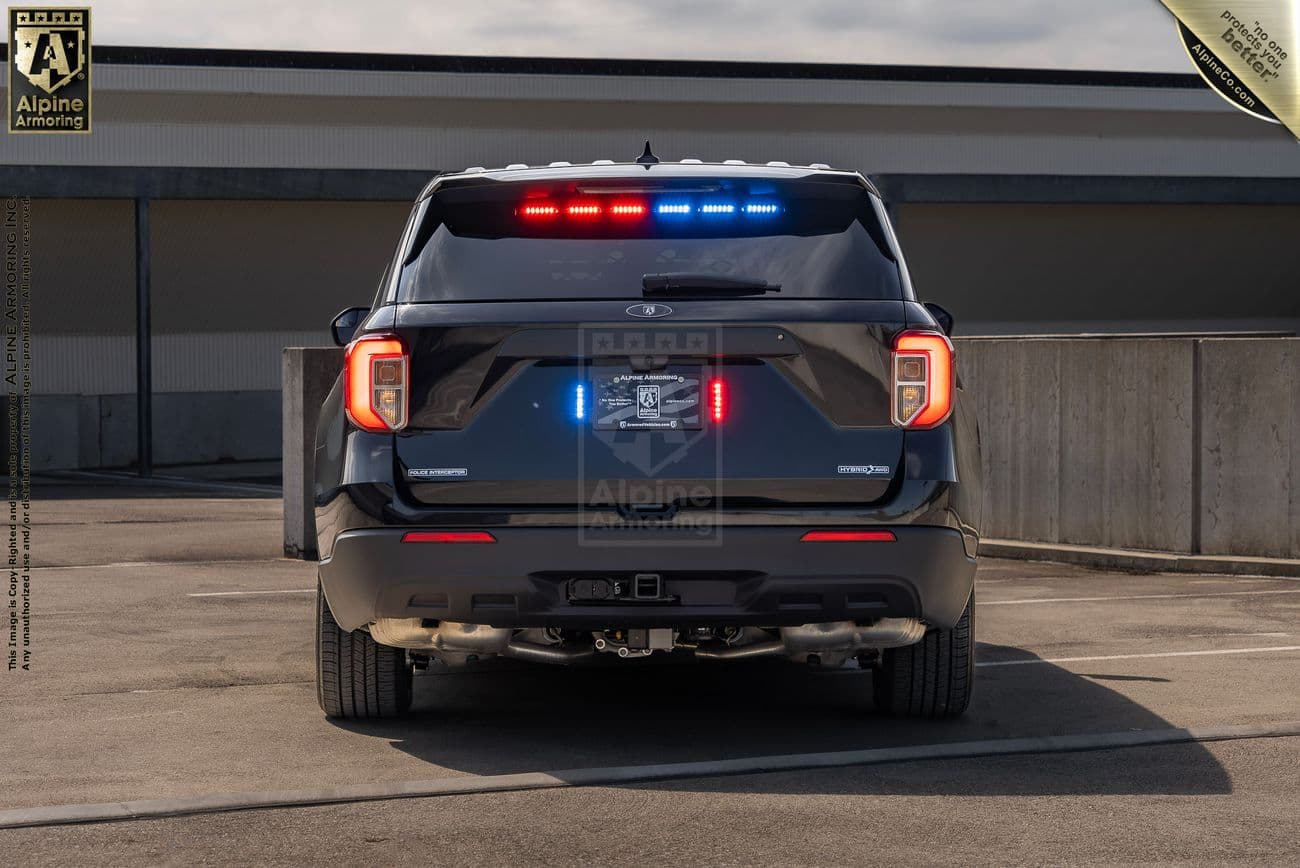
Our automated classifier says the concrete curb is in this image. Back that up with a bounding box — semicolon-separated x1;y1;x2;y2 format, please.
0;721;1296;830
981;539;1300;578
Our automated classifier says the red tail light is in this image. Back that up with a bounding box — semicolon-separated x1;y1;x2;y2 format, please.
708;378;726;423
891;330;954;429
401;531;496;544
345;335;409;433
800;530;897;542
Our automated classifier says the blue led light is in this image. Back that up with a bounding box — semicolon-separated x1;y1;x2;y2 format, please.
651;199;781;219
574;383;585;419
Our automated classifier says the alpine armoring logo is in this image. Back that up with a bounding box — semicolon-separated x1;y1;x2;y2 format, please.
578;324;723;545
8;7;92;133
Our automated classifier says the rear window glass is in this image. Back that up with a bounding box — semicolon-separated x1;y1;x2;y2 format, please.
396;176;902;303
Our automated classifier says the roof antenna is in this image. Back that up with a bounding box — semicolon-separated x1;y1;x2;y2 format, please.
635;140;659;168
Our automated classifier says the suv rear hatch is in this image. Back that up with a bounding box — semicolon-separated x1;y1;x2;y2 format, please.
387;170;908;511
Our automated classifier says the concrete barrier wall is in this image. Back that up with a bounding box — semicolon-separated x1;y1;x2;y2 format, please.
25;390;281;470
279;338;1299;560
282;348;343;559
958;336;1299;558
1196;339;1300;558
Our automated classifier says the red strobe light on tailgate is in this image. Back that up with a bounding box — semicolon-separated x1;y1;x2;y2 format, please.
345;335;409;433
609;201;648;218
519;203;559;219
800;530;897;542
708;378;726;423
401;531;496;544
566;200;603;218
891;330;954;429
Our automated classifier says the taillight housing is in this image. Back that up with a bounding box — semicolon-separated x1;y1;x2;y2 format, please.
345;334;409;433
891;330;954;429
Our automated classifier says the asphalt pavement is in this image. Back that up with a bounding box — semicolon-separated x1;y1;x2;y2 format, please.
3;476;1298;865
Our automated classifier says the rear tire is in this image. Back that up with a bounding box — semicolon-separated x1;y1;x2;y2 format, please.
872;595;974;718
316;581;412;719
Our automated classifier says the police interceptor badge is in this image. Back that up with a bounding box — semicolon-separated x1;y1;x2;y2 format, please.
407;467;469;480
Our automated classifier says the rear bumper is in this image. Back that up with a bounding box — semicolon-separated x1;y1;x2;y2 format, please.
319;525;976;633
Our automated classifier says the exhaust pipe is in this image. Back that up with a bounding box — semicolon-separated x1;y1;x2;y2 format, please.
370;619;594;665
693;641;786;661
503;641;595;665
780;619;925;654
369;619;512;654
370;617;925;666
695;619;925;664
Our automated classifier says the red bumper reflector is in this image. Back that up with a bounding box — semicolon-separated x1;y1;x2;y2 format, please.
800;530;897;542
401;531;497;544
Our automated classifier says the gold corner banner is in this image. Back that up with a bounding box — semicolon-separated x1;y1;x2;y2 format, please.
1160;0;1298;137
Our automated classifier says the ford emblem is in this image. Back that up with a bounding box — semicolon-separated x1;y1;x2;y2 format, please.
627;303;672;319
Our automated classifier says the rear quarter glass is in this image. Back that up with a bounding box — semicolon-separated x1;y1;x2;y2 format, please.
396;176;903;303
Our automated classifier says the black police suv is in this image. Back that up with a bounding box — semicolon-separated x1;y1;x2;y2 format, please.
314;154;982;720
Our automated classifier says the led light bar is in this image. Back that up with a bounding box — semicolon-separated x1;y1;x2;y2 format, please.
524;199;782;222
519;203;559;219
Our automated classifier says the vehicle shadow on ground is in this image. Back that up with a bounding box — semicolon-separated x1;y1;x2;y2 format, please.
32;477;278;501
332;641;1230;796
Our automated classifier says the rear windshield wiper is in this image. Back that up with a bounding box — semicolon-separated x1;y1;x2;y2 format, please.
642;273;781;297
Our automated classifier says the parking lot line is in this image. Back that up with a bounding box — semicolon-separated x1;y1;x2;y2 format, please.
39;559;286;572
978;645;1300;668
186;589;316;597
981;589;1300;605
1188;577;1281;584
1;721;1295;831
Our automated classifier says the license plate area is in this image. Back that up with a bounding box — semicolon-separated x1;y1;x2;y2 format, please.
593;368;702;431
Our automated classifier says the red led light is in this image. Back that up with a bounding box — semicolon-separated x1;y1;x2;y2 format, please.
401;531;497;544
566;201;602;217
609;201;647;218
709;378;726;423
800;530;897;542
519;203;559;219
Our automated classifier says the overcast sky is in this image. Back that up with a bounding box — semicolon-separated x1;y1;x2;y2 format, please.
89;0;1190;72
